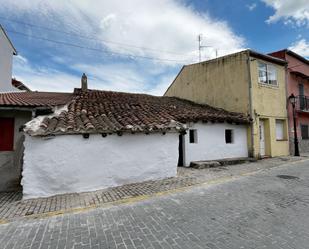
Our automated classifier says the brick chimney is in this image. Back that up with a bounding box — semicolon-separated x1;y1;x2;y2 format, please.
81;73;87;91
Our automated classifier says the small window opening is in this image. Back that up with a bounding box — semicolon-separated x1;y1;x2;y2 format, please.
189;129;197;143
301;124;309;140
225;129;233;144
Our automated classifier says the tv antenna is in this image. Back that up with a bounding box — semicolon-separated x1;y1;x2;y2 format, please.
198;34;218;62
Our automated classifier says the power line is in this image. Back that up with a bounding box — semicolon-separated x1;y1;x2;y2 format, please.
7;29;192;63
0;16;191;56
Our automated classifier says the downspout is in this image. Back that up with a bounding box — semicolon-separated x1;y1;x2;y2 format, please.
246;51;255;158
285;63;292;155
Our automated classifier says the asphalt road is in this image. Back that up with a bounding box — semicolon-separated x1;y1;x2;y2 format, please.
1;159;309;249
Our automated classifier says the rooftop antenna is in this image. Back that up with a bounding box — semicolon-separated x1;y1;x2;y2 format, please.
198;34;218;62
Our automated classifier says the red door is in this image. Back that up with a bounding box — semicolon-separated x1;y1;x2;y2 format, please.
0;118;14;151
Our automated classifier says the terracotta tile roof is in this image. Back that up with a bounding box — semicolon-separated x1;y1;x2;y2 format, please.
11;79;31;92
25;89;250;136
0;91;73;107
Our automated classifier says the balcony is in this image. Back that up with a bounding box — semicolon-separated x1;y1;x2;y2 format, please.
297;95;309;112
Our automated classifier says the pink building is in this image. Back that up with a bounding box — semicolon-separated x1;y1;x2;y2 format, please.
269;50;309;154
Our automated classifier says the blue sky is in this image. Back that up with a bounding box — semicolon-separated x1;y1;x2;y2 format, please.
0;0;308;94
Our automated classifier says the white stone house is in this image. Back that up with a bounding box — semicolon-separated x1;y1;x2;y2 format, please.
21;77;250;199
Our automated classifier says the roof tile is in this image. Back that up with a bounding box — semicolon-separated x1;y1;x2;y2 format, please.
0;92;73;107
25;89;250;136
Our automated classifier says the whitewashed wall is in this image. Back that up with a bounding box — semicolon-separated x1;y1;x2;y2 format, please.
183;123;248;166
22;133;178;199
0;29;15;92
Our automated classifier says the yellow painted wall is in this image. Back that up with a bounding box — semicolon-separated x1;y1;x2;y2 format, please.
164;50;289;158
249;58;289;157
165;51;250;114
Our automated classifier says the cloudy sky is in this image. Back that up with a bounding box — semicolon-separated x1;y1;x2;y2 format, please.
1;0;309;94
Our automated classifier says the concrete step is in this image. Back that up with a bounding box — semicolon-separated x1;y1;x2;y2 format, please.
190;157;257;169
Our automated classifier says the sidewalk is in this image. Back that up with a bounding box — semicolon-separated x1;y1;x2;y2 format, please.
0;155;308;222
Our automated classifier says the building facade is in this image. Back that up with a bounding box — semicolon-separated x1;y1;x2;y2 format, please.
270;49;309;154
165;50;289;158
0;25;17;92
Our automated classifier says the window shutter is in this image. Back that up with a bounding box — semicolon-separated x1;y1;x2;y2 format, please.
0;118;14;151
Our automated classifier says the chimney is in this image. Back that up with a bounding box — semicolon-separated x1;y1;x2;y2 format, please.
81;73;87;91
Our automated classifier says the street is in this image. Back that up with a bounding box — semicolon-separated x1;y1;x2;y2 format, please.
1;160;309;249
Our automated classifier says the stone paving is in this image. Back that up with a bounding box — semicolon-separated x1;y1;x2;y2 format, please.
0;156;307;222
1;157;309;248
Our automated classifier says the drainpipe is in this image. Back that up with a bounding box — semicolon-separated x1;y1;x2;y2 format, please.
246;51;255;158
285;64;292;155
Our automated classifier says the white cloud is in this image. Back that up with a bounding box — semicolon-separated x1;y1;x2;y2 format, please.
247;3;257;11
262;0;309;27
4;0;245;94
13;56;80;92
13;55;178;95
2;0;244;63
289;39;309;57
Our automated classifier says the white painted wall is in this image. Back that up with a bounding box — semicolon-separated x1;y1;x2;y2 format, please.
183;123;248;166
0;28;15;92
22;133;178;199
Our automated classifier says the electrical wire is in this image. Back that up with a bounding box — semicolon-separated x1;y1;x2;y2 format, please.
0;16;193;56
7;29;193;63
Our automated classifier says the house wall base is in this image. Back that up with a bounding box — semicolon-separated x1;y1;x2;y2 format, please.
289;138;309;155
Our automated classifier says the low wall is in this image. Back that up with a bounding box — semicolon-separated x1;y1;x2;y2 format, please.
22;133;178;199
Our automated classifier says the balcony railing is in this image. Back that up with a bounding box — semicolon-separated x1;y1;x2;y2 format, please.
298;95;309;112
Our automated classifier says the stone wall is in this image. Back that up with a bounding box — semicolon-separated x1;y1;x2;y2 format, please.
22;132;179;199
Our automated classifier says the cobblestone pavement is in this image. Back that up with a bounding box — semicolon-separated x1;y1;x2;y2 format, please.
0;156;307;222
1;158;309;248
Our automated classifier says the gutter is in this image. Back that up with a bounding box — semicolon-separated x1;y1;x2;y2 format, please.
246;51;255;158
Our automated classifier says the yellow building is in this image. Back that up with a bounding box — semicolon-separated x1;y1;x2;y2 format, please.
165;50;289;158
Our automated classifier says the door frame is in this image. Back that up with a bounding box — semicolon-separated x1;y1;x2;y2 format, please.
259;119;266;157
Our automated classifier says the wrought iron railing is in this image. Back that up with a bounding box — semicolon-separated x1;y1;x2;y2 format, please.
298;95;309;111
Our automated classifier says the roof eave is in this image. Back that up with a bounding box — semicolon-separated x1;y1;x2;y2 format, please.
249;50;287;65
0;25;17;55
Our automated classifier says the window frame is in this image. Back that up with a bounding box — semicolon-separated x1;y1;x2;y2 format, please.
275;119;286;141
258;61;278;86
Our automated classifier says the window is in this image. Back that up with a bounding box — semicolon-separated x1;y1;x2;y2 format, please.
225;129;233;144
189;129;197;143
275;120;285;140
301;124;309;140
0;118;14;151
258;62;277;86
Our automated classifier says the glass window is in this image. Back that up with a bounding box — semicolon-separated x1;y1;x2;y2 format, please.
258;62;277;86
275;120;285;140
258;62;268;84
189;129;197;143
225;129;233;144
267;64;277;85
